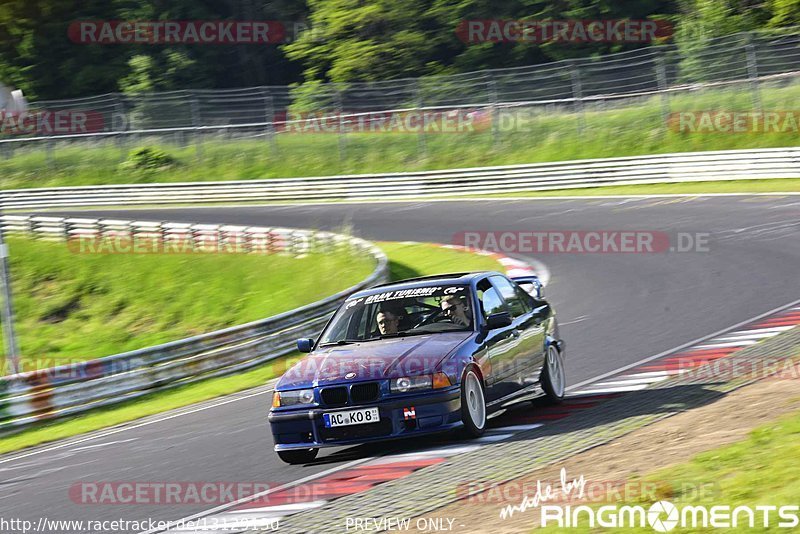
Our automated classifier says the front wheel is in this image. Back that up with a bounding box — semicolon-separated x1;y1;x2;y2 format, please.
541;344;566;404
461;368;486;437
277;448;318;464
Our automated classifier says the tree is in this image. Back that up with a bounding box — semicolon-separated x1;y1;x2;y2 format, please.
0;0;132;99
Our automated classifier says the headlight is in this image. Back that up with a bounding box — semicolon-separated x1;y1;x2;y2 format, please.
391;375;432;393
273;389;315;407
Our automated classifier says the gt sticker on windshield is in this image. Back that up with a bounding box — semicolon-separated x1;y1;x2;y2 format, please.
364;286;455;304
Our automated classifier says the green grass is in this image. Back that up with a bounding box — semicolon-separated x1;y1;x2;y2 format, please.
480;178;800;198
0;242;504;454
2;81;798;190
2;236;374;372
535;408;800;533
378;241;505;280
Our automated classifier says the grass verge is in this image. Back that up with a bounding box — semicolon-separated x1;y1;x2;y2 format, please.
2;236;374;372
0;241;505;455
536;408;800;533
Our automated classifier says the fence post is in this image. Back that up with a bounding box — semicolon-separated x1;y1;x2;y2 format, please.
46;138;55;169
190;91;203;161
655;50;671;133
487;74;499;147
415;79;427;157
570;61;585;136
263;88;277;152
113;94;126;159
335;88;346;164
0;215;21;375
745;34;762;114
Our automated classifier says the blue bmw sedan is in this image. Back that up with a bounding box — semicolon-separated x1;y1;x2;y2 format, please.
268;271;565;464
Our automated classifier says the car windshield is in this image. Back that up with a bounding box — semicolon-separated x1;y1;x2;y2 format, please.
318;284;474;345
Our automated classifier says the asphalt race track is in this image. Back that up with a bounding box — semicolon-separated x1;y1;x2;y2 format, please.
3;195;799;531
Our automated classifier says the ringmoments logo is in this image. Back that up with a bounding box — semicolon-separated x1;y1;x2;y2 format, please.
497;469;800;531
540;501;800;530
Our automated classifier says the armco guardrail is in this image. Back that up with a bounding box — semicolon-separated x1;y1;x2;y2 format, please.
1;147;798;211
0;216;388;430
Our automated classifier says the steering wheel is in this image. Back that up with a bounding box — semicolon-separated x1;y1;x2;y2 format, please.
413;308;448;328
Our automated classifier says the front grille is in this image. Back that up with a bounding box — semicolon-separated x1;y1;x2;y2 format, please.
321;386;348;407
350;382;380;403
320;418;393;442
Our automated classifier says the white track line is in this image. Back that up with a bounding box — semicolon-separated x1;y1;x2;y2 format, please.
622;371;676;379
713;332;784;342
694;340;760;349
726;326;795;335
577;384;651;395
566;298;800;393
591;376;669;387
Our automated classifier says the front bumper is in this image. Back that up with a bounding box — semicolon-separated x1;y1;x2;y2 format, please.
269;387;461;451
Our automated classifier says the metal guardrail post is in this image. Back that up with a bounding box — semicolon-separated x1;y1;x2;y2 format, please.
335;87;346;164
415;79;427;157
655;51;671;132
190;92;203;161
745;34;763;114
487;74;499;147
263;88;277;152
570;61;585;137
0;217;20;375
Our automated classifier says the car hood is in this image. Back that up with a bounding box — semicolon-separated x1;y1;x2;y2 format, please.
277;332;472;389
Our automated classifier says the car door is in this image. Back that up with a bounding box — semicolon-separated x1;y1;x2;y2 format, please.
489;275;546;388
476;278;519;402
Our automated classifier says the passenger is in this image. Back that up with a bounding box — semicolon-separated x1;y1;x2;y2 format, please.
440;295;471;327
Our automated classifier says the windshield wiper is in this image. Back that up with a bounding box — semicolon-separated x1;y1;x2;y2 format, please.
380;330;437;339
318;339;361;347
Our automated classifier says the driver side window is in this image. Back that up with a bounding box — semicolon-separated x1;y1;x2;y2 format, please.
477;279;506;319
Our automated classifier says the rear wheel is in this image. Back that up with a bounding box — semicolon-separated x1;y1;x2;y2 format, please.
461;368;486;437
541;344;565;404
277;448;318;465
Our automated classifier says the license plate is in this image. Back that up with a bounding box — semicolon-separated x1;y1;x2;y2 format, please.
323;407;380;428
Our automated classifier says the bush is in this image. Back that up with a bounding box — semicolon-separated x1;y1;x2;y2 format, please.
121;146;177;171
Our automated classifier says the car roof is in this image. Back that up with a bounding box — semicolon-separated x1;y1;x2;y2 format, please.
348;271;502;300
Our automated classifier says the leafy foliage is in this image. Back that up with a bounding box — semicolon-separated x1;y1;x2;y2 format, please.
0;0;795;99
121;146;177;171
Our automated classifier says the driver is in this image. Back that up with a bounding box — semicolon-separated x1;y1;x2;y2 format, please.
440;295;471;327
375;310;400;335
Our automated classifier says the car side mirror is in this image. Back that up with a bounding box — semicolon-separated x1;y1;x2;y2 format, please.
296;338;314;353
519;279;545;299
485;311;512;330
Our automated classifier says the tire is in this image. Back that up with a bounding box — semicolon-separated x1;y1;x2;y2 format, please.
460;367;487;437
277;448;318;465
541;344;566;404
